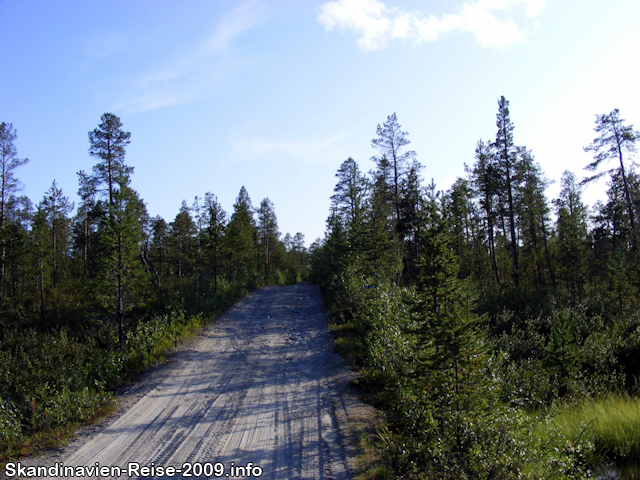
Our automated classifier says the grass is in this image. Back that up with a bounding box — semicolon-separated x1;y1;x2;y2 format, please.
550;394;640;461
354;427;395;480
532;394;640;477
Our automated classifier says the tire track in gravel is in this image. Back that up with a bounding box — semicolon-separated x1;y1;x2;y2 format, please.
21;283;374;480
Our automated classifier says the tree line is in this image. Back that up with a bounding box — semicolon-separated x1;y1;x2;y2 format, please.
0;113;309;456
310;100;640;478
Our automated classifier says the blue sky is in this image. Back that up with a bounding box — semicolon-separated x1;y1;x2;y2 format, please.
2;0;640;244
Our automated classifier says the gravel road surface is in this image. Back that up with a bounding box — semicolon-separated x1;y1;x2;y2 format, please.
16;283;372;480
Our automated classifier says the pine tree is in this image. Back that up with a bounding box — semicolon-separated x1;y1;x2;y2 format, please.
88;113;146;348
583;108;640;241
493;97;521;287
88;114;132;209
103;171;148;348
398;160;424;281
0;122;30;300
149;216;169;284
192;196;206;298
371;113;416;228
30;206;50;318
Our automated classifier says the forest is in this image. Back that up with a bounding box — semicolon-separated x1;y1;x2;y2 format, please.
310;99;640;478
0;113;308;458
2;99;640;478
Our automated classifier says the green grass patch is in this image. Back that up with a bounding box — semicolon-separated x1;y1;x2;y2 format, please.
529;394;640;477
549;394;640;462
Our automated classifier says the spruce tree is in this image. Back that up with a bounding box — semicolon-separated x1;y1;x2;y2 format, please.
75;170;99;279
365;163;402;282
469;139;501;286
257;198;279;283
41;181;73;290
202;193;226;293
331;157;368;232
517;148;554;290
408;184;506;477
554;171;588;305
169;201;196;280
225;186;257;288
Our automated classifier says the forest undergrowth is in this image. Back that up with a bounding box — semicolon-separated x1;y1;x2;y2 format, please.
0;286;242;462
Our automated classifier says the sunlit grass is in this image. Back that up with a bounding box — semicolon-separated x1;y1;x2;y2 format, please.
542;394;640;465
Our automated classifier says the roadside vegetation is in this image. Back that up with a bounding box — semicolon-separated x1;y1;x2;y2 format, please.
0;115;309;460
311;103;640;478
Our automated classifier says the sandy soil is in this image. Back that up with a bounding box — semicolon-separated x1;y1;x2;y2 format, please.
15;283;374;480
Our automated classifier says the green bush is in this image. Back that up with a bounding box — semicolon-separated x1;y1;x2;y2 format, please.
0;396;21;451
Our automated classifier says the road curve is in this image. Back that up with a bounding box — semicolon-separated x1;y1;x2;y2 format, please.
25;283;369;480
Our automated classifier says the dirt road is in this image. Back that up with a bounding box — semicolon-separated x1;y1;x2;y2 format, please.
21;283;371;480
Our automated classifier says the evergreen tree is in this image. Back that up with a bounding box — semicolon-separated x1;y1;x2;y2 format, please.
330;157;368;233
398;160;424;281
192;196;206;298
291;233;307;275
517;148;554;290
88;113;132;209
365;163;403;282
0;122;29;300
371;113;416;228
583;108;640;240
88;113;146;348
74;170;99;279
41;181;73;290
554;171;588;305
168;201;195;280
469;139;501;285
407;185;503;477
312;210;349;296
493;96;521;287
149;216;169;285
30;206;50;318
202;193;226;293
257;198;279;283
225;186;257;288
592;172;638;311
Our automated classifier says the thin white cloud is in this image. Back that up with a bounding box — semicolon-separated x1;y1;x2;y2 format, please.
110;2;264;113
207;2;262;52
238;135;344;157
228;133;345;165
317;0;546;50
